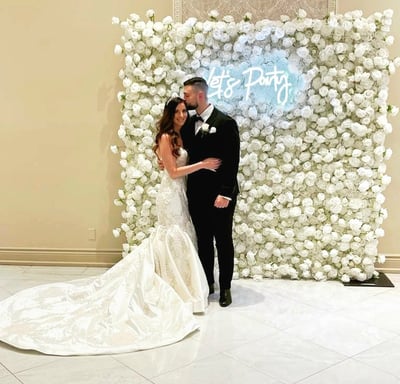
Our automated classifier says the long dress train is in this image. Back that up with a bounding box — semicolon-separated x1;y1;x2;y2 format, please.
0;149;208;356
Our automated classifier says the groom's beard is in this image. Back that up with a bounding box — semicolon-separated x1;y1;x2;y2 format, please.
186;103;198;110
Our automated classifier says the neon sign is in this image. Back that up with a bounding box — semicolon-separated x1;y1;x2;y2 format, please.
205;52;303;110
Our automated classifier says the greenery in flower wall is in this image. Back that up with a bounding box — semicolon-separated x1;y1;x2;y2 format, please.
111;8;399;282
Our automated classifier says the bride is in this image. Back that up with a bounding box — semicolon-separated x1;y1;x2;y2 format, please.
0;97;220;356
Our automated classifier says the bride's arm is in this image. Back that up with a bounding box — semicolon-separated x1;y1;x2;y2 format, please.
158;134;220;179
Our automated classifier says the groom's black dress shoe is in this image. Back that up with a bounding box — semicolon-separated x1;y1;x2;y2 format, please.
209;283;215;295
219;289;232;307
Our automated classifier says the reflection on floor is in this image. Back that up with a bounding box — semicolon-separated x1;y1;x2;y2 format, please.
0;265;400;384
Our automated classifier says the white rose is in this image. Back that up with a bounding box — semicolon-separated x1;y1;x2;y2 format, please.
358;180;370;193
146;9;155;19
121;223;130;232
317;117;329;127
365;241;378;256
382;175;391;185
114;44;123;55
377;254;386;264
113;199;123;207
341;274;350;283
327;197;342;214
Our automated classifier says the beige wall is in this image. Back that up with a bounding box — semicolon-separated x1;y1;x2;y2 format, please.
0;0;399;268
0;1;172;265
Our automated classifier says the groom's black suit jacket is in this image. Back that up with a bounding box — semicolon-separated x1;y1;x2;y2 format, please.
181;107;240;204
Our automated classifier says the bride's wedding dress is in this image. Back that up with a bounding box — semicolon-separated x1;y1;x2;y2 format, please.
0;149;208;356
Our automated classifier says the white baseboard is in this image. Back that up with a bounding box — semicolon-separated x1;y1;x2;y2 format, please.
1;248;399;274
376;254;400;274
0;247;122;267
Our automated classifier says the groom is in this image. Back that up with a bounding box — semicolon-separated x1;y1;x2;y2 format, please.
181;77;240;307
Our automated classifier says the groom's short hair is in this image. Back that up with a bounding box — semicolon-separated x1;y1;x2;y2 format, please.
184;77;208;94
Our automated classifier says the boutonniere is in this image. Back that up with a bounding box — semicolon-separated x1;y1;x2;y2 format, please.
200;123;217;137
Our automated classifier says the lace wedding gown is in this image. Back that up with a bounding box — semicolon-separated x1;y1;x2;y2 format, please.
0;149;208;356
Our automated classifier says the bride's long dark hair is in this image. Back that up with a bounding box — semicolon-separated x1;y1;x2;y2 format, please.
153;97;187;159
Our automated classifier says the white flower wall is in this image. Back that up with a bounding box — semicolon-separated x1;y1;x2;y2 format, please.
112;9;400;282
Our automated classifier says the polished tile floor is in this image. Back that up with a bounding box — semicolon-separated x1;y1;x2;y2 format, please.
0;265;400;384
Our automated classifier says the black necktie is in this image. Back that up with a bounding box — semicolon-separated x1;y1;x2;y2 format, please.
194;115;203;122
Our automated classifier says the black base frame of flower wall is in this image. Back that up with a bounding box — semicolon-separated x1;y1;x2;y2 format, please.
343;272;394;287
